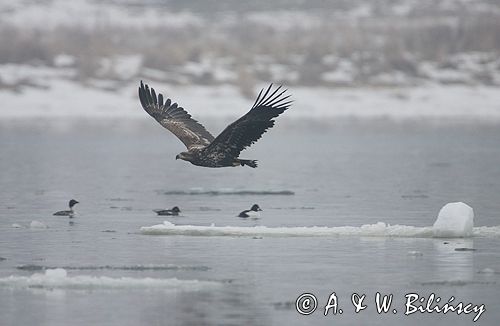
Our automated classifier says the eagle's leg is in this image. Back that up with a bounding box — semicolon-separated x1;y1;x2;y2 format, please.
235;159;258;168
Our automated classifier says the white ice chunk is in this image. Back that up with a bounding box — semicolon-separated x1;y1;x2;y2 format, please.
139;209;499;239
30;220;48;229
433;202;474;237
45;268;68;278
12;223;23;228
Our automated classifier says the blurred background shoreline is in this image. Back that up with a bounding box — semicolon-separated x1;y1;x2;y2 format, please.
0;0;499;122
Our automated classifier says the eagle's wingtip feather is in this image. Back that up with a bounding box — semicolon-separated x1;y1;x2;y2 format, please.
252;84;292;110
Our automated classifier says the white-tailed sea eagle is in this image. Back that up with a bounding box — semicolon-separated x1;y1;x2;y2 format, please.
138;81;292;168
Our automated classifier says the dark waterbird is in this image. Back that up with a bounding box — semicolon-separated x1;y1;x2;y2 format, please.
139;81;292;168
153;206;181;216
238;204;262;218
53;199;79;218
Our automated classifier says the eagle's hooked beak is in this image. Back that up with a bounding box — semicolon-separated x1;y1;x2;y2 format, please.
175;154;180;160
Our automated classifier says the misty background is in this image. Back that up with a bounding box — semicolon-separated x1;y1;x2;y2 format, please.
0;0;499;121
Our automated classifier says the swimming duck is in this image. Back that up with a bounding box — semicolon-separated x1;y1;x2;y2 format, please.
238;204;262;218
153;206;181;216
53;199;79;218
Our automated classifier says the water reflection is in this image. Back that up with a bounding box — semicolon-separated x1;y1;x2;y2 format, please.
432;239;474;282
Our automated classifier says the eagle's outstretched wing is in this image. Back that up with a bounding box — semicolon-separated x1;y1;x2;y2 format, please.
139;81;214;149
204;84;292;159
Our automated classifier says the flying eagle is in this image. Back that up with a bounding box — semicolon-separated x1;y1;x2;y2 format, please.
138;81;292;168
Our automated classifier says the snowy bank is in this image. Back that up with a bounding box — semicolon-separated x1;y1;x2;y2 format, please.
1;80;500;122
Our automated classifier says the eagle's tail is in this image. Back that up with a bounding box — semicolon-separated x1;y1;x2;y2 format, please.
237;159;258;168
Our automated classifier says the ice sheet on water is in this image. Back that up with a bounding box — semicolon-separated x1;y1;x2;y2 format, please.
0;268;219;291
16;264;209;272
30;221;48;229
162;188;294;196
478;268;497;274
419;280;495;286
141;221;435;237
433;202;474;237
141;218;500;239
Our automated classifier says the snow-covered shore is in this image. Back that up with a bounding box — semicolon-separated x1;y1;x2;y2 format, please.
1;79;499;123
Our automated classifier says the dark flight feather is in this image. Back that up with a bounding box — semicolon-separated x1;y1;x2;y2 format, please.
202;84;292;160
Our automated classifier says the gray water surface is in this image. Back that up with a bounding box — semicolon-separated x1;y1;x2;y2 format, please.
1;120;499;325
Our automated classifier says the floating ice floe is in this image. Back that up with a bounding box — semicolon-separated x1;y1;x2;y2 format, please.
30;221;48;229
11;223;23;228
16;264;209;272
140;202;500;239
433;202;474;237
478;268;496;274
0;268;219;291
141;221;435;237
162;188;294;196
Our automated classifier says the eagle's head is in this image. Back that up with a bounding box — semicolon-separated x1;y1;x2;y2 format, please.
176;152;193;162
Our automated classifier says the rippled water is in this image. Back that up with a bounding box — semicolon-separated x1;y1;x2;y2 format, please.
1;119;500;325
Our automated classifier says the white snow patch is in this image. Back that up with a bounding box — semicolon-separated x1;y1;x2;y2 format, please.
245;11;322;31
0;268;220;291
321;70;354;85
371;71;414;86
433;202;474;238
0;63;74;86
321;59;355;85
30;220;48;229
0;79;142;119
267;64;299;83
1;0;203;30
97;55;142;80
290;85;500;121
53;54;76;67
2;79;500;121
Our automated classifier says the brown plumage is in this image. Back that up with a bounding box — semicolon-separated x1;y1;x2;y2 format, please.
138;81;292;168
